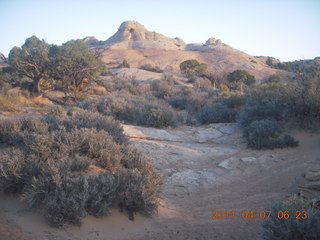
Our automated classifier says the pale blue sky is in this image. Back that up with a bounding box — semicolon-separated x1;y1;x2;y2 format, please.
0;0;319;61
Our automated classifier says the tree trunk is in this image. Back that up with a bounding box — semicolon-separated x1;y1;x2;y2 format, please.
32;77;42;95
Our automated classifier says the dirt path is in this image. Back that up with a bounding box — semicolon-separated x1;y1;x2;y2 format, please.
0;123;319;240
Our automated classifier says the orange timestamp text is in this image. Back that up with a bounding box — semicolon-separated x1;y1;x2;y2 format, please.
211;210;309;220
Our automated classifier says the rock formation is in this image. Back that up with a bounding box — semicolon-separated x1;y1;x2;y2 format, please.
82;36;99;46
102;21;186;50
205;37;222;45
84;21;281;79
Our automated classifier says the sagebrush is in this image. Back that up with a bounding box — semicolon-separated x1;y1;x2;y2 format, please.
0;109;163;227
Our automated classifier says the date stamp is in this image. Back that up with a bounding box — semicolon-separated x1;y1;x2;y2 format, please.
211;210;309;220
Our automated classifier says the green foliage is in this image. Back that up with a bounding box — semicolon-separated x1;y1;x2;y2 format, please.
266;57;273;67
197;105;237;124
227;69;255;91
179;59;207;77
50;40;106;98
261;195;320;240
0;110;163;227
0;67;20;87
8;36;50;94
217;96;246;109
7;36;106;99
240;80;320;129
139;64;163;73
168;97;189;110
243;120;298;149
121;59;130;68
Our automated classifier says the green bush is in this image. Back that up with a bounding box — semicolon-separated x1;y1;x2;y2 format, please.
243;120;298;149
139;64;163;73
121;59;130;68
197;105;237;124
0;110;163;227
179;59;207;77
261;195;320;240
168;97;189;110
238;91;290;128
217;96;246;109
227;69;255;91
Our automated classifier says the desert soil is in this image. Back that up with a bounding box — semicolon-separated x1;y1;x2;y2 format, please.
0;119;319;240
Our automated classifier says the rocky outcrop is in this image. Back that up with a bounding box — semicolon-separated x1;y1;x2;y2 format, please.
205;37;222;45
84;21;282;80
82;36;99;46
103;21;186;50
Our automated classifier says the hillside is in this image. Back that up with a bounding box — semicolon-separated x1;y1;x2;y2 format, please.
84;21;282;80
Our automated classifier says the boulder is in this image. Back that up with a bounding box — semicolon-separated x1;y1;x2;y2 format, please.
218;157;239;170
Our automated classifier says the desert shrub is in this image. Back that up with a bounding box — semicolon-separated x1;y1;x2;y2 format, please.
86;173;120;217
20;117;49;134
66;111;128;144
43;110;127;144
121;59;130;68
79;93;178;128
139;64;163;73
0;111;163;226
117;168;162;220
47;105;66;117
168;90;214;113
220;83;231;96
0;148;25;193
30;169;89;227
23;132;58;161
0;118;23;144
151;79;174;99
168;97;189;110
0;90;28;111
227;69;256;91
243;120;298;149
111;77;150;95
238;90;290;128
75;129;123;169
217;96;246;109
193;77;212;89
237;79;320;149
261;195;320;240
197;104;237;124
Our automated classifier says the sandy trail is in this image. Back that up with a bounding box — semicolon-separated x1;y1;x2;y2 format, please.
0;123;319;240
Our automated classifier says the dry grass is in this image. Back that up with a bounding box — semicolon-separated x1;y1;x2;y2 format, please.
0;92;28;112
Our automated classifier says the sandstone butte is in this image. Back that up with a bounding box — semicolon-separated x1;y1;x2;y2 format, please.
82;21;282;80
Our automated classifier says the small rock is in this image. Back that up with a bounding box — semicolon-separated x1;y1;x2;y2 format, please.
218;157;239;170
241;157;257;163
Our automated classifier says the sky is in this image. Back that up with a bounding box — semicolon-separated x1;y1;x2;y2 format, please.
0;0;319;61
